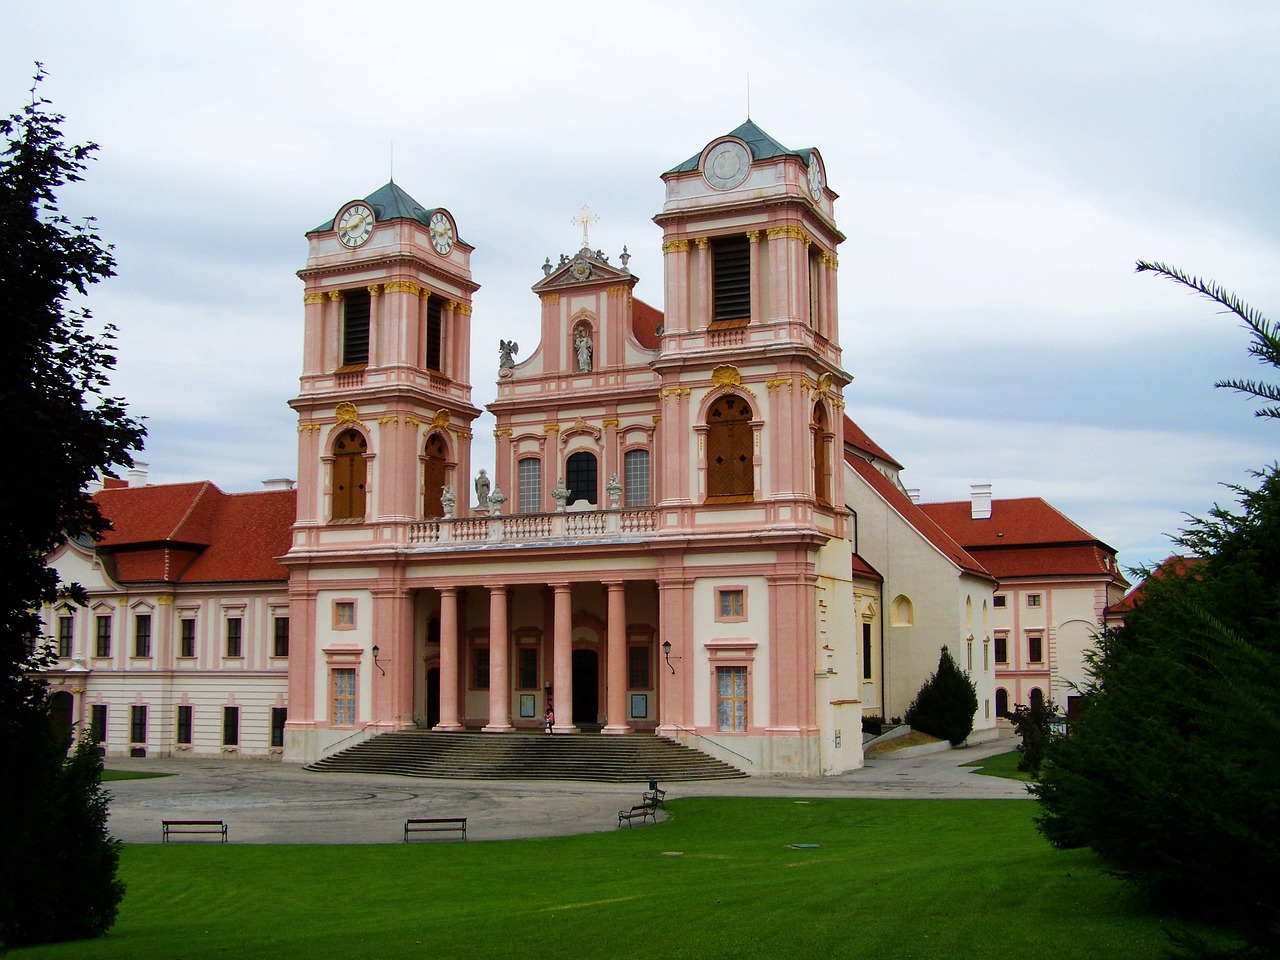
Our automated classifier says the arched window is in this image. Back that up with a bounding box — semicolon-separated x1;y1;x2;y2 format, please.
624;449;651;506
995;688;1009;717
518;457;542;513
1029;688;1045;713
332;429;368;521
706;394;753;501
565;451;598;506
422;433;447;518
811;401;830;504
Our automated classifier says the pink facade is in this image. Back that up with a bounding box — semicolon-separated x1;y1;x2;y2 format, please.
282;124;865;775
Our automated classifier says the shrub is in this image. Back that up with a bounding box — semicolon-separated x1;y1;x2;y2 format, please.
861;714;884;736
1009;697;1058;774
904;646;977;746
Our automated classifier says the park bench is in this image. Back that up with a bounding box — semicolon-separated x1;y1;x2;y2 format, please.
404;817;467;841
642;788;666;807
162;819;227;843
617;803;657;827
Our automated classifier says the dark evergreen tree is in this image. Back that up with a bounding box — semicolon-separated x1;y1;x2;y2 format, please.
1009;696;1058;775
904;646;977;746
1034;263;1280;958
0;69;144;949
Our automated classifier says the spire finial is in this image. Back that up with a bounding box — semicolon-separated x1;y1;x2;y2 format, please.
572;203;600;249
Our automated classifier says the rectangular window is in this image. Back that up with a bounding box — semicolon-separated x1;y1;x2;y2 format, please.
995;634;1008;664
129;704;147;744
628;644;651;689
90;704;107;744
711;234;751;323
716;665;748;733
271;707;288;748
273;617;290;657
342;288;371;367
993;595;1006;608
225;618;243;658
57;615;73;659
222;706;239;746
134;614;152;658
332;669;356;726
180;618;196;658
862;622;873;681
176;705;193;745
624;449;651;507
518;457;542;514
95;615;112;658
473;646;490;690
1027;594;1042;608
983;640;990;671
518;647;538;690
717;588;745;621
334;601;356;629
1027;634;1044;663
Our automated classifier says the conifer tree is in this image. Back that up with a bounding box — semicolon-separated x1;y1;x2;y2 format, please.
0;68;143;949
1034;263;1280;959
904;646;977;746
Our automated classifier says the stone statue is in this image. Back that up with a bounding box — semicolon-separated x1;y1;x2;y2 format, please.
499;339;519;369
574;329;593;372
474;469;491;509
551;477;571;512
607;473;623;509
489;485;507;517
440;485;456;518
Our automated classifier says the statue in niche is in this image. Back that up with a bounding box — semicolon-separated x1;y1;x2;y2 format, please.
499;340;519;369
474;469;491;509
574;328;593;372
607;473;623;509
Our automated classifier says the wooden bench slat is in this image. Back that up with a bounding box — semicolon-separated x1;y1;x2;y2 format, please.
404;817;467;841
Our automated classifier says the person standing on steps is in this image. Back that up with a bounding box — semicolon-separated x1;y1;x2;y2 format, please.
544;706;555;734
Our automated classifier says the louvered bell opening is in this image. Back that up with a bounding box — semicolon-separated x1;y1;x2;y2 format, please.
712;235;751;323
342;289;371;366
426;296;443;371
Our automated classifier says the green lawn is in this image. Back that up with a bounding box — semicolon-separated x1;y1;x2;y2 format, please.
12;798;1191;960
962;749;1037;782
101;769;172;782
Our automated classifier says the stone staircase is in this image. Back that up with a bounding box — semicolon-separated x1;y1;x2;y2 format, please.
306;731;747;782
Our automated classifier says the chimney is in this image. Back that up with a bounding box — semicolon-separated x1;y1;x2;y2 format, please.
905;488;921;504
970;483;992;520
128;462;150;488
261;478;296;491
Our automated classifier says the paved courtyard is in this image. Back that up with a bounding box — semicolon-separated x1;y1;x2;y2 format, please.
105;733;1028;844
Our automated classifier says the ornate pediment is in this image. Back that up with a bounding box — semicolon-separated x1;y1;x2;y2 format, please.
535;247;633;291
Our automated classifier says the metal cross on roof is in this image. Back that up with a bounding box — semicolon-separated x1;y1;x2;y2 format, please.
572;203;600;249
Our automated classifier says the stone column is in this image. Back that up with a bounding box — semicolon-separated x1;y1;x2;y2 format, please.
551;583;577;733
483;586;514;732
602;581;631;734
435;587;463;730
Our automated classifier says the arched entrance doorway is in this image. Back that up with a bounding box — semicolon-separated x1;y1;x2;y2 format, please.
49;690;73;751
571;649;599;726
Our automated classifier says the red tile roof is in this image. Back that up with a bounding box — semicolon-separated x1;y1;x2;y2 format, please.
844;453;993;582
632;297;664;349
843;417;902;470
851;553;883;581
93;482;294;584
918;497;1124;583
1107;555;1200;615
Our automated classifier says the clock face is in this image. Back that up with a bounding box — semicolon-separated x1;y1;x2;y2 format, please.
703;139;751;191
807;155;824;200
337;202;374;247
429;212;454;255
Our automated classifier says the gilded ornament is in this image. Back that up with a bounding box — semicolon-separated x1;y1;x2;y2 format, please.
544;423;561;434
711;365;742;389
602;418;620;428
746;230;760;243
694;237;709;249
367;284;382;297
818;373;833;394
335;402;360;423
303;292;325;304
454;430;472;441
327;291;343;302
405;416;421;428
431;409;451;428
384;280;422;296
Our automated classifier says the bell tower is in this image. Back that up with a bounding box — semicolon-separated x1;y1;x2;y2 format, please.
652;121;850;522
290;182;483;534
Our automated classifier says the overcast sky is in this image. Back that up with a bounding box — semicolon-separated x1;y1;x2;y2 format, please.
6;2;1278;578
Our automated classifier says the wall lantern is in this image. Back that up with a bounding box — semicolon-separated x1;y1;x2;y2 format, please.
662;640;674;673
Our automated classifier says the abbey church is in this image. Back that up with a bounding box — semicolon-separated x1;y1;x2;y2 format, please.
40;121;1127;777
